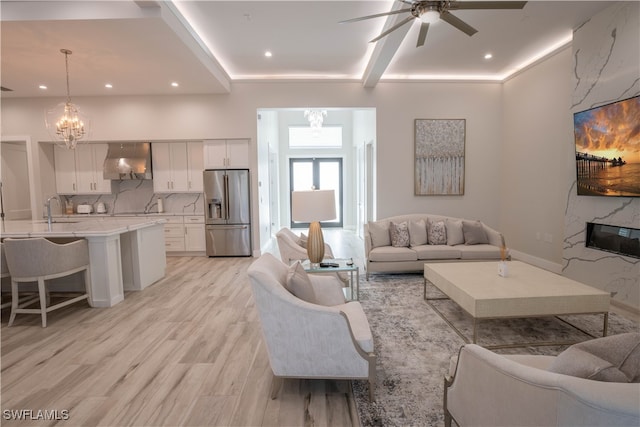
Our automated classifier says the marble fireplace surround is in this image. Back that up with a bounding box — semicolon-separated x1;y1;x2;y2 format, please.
564;2;640;312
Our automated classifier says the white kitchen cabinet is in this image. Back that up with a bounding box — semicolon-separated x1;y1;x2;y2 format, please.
204;139;249;169
159;215;185;252
186;142;204;192
153;142;202;193
76;144;111;193
184;215;205;251
54;144;111;195
156;215;205;253
54;146;78;194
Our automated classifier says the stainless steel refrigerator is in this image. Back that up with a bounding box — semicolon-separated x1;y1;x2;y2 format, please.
204;169;251;257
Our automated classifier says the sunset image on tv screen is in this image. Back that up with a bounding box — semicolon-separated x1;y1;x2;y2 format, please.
574;95;640;197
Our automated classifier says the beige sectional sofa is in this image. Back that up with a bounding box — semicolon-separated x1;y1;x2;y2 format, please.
364;214;506;279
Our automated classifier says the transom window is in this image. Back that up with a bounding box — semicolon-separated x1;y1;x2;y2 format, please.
288;126;342;149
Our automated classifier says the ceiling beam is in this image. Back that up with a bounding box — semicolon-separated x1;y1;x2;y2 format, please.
159;2;231;93
362;3;413;88
1;0;160;21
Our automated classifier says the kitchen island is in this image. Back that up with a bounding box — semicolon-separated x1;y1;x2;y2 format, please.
1;217;167;307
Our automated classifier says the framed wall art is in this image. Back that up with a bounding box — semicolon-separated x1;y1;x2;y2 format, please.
414;119;466;196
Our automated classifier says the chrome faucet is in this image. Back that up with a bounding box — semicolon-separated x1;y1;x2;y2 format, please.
46;195;61;229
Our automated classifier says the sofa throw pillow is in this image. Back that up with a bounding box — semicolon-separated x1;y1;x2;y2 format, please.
409;219;428;246
462;220;489;245
428;220;447;245
298;232;308;248
446;218;465;246
390;221;410;247
548;332;640;382
285;261;317;304
369;221;391;248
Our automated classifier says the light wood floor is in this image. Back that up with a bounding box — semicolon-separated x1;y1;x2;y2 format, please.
1;229;365;427
3;229;637;427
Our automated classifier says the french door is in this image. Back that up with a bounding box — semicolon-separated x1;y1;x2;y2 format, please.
289;157;343;228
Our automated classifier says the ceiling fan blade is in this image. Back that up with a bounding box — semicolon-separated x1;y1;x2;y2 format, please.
339;8;411;24
452;1;527;10
369;15;415;43
440;10;477;36
416;22;429;47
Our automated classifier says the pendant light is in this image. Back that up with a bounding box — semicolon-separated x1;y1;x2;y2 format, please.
45;49;89;149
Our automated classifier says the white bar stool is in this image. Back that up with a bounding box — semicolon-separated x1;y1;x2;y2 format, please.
4;238;92;327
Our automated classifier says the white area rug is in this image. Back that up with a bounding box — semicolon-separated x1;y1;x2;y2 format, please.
352;274;639;427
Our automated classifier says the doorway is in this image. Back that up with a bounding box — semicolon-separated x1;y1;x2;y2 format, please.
1;141;32;220
289;157;343;228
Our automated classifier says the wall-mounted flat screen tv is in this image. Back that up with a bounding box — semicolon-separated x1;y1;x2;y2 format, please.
574;95;640;197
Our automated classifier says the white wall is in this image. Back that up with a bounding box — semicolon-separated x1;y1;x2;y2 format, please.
256;110;279;252
501;47;573;269
2;81;505;254
372;83;503;225
352;109;377;234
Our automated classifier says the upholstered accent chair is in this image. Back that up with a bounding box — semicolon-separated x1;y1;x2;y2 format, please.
247;253;375;400
4;237;92;327
445;339;640;427
0;243;12;309
275;227;335;263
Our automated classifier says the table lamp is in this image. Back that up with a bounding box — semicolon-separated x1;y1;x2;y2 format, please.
291;189;336;265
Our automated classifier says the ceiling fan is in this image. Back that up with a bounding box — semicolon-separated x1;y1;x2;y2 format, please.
341;0;527;47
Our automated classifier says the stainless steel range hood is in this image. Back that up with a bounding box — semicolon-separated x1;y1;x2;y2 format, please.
103;142;152;180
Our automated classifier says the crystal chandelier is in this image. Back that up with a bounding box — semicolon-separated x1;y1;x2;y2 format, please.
45;49;88;149
304;109;327;129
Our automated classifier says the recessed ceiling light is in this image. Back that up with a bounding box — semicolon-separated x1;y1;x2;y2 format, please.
484;53;493;60
264;51;273;58
105;83;113;89
39;85;47;90
171;82;179;87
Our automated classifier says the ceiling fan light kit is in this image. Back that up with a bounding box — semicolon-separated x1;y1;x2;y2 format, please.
341;0;527;48
419;8;440;24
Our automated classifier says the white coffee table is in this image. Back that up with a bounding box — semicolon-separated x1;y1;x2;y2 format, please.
424;261;611;348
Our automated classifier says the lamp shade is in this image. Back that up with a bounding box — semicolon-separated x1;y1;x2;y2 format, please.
291;189;336;223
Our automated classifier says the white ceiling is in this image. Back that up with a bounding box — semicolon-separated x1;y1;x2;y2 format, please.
0;1;615;98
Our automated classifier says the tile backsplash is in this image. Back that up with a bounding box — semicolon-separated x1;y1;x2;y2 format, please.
62;180;203;215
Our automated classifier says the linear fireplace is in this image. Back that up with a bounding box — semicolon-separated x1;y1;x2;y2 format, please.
586;222;640;259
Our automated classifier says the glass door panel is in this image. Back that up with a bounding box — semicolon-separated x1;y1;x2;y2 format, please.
291;161;314;191
290;158;343;228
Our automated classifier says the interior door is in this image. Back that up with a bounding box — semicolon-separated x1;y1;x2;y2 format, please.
289;157;343;228
1;142;32;219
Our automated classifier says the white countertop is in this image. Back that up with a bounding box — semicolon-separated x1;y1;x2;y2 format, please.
0;217;167;238
64;212;204;218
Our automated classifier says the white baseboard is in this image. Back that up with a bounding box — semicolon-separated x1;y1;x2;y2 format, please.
610;299;640;318
510;249;563;274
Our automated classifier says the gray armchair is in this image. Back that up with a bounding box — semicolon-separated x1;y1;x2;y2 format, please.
4;237;92;327
247;253;375;400
445;343;640;427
